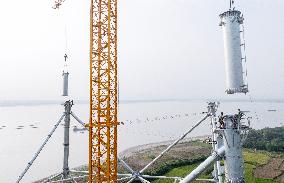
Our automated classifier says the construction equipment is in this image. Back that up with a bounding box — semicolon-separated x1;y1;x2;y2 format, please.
88;0;118;182
50;0;249;182
52;0;118;182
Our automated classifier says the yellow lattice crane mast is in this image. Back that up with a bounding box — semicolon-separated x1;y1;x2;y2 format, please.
89;0;118;182
53;0;118;182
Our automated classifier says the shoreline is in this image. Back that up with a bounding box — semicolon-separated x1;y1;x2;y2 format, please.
34;133;284;183
119;135;210;158
34;136;211;182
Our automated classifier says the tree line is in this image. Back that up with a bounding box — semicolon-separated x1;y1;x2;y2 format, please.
243;126;284;152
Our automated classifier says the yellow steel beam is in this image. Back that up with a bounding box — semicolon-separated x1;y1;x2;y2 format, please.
89;0;118;182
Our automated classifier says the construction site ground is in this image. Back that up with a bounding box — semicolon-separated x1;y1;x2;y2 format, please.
35;139;284;183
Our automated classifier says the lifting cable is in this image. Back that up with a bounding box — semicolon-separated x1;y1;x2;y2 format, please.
63;24;69;72
54;1;69;72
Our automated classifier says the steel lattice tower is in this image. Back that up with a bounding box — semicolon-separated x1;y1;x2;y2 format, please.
89;0;118;182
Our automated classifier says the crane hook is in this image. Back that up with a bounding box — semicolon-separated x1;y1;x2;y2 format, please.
64;54;68;62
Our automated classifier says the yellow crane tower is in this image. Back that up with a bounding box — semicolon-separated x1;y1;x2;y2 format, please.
88;0;118;182
53;0;118;182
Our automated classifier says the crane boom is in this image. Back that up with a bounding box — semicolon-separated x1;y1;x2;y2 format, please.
89;0;118;182
52;0;118;181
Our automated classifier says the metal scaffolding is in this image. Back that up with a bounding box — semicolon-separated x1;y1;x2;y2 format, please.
89;0;118;182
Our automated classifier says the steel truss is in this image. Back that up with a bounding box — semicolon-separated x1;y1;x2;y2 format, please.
17;103;225;183
89;0;118;182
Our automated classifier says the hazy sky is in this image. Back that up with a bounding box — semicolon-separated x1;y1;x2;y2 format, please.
0;0;283;101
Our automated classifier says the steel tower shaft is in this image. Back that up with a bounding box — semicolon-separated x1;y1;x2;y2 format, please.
89;0;118;182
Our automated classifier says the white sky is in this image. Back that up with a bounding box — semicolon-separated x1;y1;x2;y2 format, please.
0;0;283;101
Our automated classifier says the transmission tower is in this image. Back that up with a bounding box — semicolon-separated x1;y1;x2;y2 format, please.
89;0;118;182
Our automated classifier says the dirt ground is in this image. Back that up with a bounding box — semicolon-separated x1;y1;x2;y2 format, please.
35;138;284;183
254;158;284;182
118;138;211;174
34;138;210;183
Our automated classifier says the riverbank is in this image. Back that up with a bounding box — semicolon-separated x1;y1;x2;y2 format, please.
35;136;284;183
35;137;211;182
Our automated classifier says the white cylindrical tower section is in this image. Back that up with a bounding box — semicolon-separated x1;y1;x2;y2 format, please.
62;71;69;96
222;115;245;183
220;10;248;94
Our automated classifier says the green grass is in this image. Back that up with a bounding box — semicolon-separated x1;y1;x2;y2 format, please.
243;150;270;166
152;163;211;183
244;163;256;183
243;150;278;183
151;149;280;183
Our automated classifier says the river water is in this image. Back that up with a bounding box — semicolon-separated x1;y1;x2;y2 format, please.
0;100;283;182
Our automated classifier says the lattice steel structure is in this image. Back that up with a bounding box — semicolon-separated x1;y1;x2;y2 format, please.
89;0;118;182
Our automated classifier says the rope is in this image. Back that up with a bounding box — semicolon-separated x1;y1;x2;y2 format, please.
64;24;68;54
63;24;69;71
60;10;69;74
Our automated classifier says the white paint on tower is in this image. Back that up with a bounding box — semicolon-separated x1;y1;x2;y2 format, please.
220;10;248;94
62;71;69;96
223;115;246;183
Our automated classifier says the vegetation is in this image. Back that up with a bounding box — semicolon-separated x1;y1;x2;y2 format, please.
243;127;284;152
151;149;282;183
243;150;270;166
41;127;284;183
145;156;207;176
152;163;213;183
244;163;256;183
243;150;282;183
